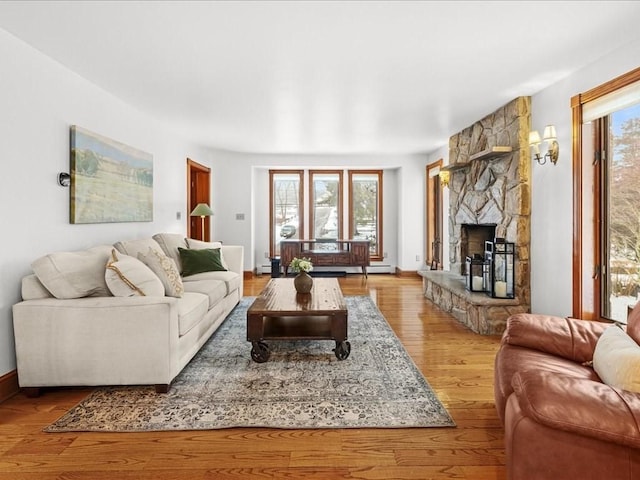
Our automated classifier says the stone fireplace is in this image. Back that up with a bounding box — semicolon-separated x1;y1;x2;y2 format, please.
420;97;531;334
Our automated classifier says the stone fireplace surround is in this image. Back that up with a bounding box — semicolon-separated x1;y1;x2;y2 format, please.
420;97;531;335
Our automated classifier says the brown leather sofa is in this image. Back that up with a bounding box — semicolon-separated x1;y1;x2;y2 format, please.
494;307;640;480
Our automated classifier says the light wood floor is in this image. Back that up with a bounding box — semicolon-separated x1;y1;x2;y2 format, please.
0;274;506;480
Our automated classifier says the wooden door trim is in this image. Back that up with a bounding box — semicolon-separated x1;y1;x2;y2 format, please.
186;158;211;241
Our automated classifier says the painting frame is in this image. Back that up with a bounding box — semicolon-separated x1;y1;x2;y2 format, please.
70;126;153;224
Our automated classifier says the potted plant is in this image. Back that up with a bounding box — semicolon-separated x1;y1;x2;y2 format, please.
290;257;314;293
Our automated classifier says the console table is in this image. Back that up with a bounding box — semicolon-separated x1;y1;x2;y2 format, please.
280;239;370;276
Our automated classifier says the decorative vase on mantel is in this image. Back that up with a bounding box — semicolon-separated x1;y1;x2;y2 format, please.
294;271;313;294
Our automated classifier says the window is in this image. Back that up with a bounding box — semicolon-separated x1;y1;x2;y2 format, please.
349;170;383;261
309;170;343;240
270;170;303;257
269;169;384;262
572;68;640;322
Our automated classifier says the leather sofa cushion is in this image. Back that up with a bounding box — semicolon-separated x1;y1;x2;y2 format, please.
512;369;640;449
176;292;209;336
502;313;608;363
494;343;599;423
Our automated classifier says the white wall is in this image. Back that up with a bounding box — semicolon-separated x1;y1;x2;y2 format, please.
0;30;211;376
530;39;640;317
209;150;427;273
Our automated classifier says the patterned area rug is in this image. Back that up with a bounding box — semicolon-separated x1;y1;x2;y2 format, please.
45;296;455;432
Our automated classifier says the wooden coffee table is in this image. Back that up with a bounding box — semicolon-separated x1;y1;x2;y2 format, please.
246;277;350;362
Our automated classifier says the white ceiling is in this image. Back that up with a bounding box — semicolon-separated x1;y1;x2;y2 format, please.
2;1;640;155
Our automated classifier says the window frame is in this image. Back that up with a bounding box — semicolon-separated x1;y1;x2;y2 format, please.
348;170;383;262
571;66;640;320
269;169;304;258
308;170;343;240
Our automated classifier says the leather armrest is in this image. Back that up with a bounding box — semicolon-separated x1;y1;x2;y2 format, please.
512;369;640;448
503;313;608;363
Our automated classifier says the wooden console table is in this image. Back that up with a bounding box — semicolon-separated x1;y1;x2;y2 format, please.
280;239;370;276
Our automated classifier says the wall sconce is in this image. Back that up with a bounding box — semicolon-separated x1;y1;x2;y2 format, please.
438;170;450;188
57;172;71;187
529;125;559;165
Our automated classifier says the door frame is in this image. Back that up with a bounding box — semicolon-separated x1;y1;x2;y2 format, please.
186;158;211;241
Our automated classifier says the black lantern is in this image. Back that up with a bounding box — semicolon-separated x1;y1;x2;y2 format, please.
485;238;515;298
465;254;489;293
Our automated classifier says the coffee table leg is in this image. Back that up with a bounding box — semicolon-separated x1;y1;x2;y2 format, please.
251;341;270;363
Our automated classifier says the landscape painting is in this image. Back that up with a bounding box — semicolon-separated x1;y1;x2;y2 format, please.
70;126;153;224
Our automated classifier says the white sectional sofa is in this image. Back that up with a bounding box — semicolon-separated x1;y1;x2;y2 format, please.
12;233;244;395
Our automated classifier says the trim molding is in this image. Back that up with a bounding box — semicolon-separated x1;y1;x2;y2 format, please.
0;370;19;403
395;268;420;277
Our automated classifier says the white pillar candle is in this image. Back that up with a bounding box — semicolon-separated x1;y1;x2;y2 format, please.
495;281;507;298
472;276;483;290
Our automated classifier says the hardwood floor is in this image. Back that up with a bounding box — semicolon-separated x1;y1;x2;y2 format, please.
0;274;506;480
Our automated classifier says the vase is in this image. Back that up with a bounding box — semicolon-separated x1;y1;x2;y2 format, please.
294;271;313;294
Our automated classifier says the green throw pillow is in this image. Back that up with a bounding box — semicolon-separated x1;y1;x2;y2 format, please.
178;247;227;277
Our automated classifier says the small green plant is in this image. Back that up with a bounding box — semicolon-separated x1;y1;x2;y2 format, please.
290;257;313;273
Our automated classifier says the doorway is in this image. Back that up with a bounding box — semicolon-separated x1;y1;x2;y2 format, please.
187;158;211;241
426;160;444;269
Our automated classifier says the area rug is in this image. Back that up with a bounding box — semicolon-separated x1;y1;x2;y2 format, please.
45;296;455;432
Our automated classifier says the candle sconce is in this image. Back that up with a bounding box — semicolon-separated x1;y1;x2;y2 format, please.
485;238;515;299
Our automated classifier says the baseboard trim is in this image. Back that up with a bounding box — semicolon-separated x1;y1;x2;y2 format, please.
0;370;19;403
395;268;420;277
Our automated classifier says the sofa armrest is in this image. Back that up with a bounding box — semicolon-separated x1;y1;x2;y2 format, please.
12;296;180;387
512;369;640;449
503;313;609;363
220;245;243;275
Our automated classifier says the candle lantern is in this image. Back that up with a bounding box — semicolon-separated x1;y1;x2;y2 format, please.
465;254;489;293
485;238;515;298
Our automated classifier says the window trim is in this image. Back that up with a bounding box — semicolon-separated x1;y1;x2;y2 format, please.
571;66;640;319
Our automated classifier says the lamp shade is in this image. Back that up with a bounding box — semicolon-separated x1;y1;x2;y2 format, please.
542;125;557;141
190;203;214;217
528;130;541;146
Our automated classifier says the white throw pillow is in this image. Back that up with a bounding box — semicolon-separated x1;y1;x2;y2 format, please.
31;245;113;299
593;326;640;393
186;238;229;270
105;250;164;297
137;247;184;298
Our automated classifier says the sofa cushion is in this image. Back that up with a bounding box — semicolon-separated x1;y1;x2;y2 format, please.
176;292;209;336
511;369;640;448
627;301;640;345
182;270;241;296
494;343;600;423
179;247;227;277
593;326;640;393
31;245;113;299
21;274;54;300
137;247;184;298
186;238;228;269
502;313;607;363
152;233;188;273
182;279;228;309
113;238;164;259
105;250;165;297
